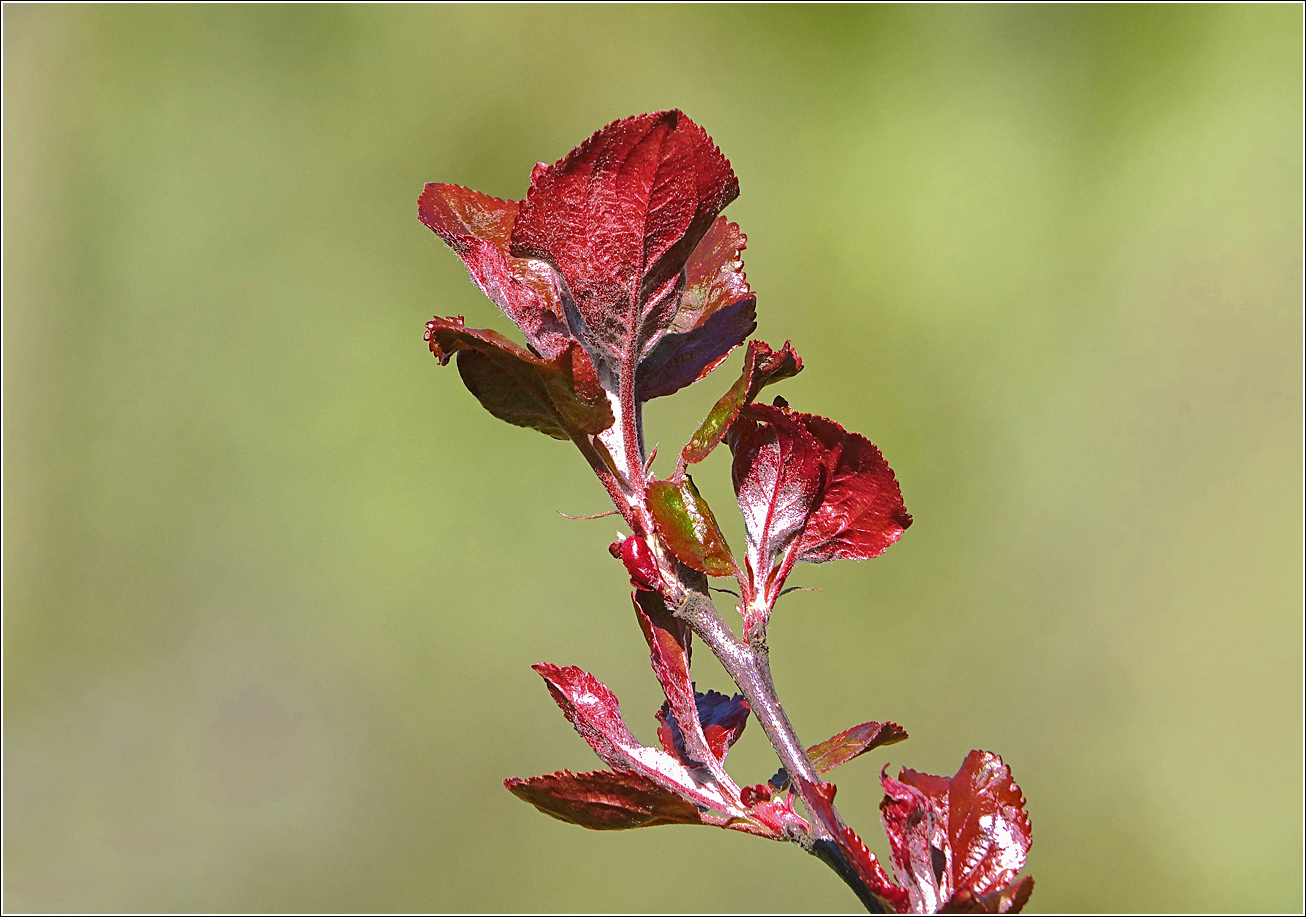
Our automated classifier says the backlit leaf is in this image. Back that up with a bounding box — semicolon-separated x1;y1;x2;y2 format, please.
418;184;574;359
795;413;913;563
682;340;803;465
647;476;736;577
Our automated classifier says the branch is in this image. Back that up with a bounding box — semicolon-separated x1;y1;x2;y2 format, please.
667;576;887;913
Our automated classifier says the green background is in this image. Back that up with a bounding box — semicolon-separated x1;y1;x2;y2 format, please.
4;4;1301;912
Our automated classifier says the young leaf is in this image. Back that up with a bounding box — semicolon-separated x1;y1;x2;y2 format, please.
771;720;909;789
728;402;825;612
637;217;759;400
808;720;909;774
682;340;803;465
425;316;612;440
632;591;702;764
794;413;913;563
794;775;912;914
418;184;574;359
880;751;1034;914
505;768;705;830
510;110;738;382
532;663;747;818
655;690;750;765
647;477;736;577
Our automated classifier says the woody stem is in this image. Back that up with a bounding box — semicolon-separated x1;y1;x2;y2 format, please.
668;577;884;913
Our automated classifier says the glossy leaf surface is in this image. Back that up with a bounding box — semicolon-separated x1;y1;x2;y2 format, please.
532;663;745;818
880;751;1033;914
505;768;704;830
425;316;611;440
510;110;738;379
418;184;574;359
647;476;735;577
728;402;824;609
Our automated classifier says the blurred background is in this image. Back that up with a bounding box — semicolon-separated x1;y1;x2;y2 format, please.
3;5;1301;912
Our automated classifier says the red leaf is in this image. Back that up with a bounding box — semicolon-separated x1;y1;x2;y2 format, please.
808;720;910;774
505;768;704;830
727;402;824;617
510;111;738;379
637;217;759;400
425;316;612;440
632;591;700;763
772;720;909;789
728;400;911;621
880;751;1033;914
647;476;736;577
532;663;748;819
418;184;576;360
795;775;911;913
682;340;803;465
794;413;913;563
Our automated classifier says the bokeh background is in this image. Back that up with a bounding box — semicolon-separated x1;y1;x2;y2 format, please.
4;4;1301;912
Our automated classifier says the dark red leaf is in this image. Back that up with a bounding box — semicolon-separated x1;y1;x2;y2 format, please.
636;217;758;400
425;316;612;440
880;751;1033;914
418;184;574;360
510;111;738;380
532;663;747;819
682;340;803;465
727;402;825;616
794;413;912;563
943;876;1034;914
505;768;704;830
647;476;736;577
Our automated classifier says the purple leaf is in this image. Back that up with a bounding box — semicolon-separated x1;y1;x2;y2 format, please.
505;768;704;830
418;184;574;360
510;111;738;381
655;690;750;765
808;720;909;774
647;476;736;577
880;751;1034;914
425;316;612;440
682;340;803;465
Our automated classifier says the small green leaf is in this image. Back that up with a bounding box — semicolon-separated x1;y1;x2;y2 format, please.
647;477;736;577
681;340;802;465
